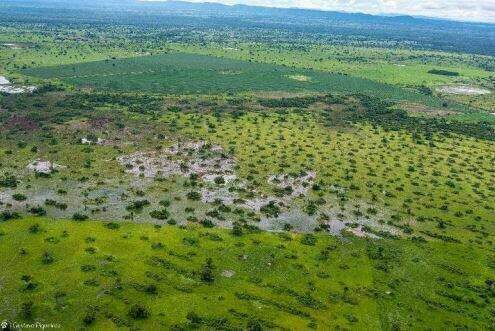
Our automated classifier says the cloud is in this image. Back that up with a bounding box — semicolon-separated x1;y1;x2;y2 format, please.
147;0;495;23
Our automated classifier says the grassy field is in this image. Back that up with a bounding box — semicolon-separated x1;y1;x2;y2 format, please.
173;43;494;87
1;12;495;331
0;216;493;329
22;52;451;107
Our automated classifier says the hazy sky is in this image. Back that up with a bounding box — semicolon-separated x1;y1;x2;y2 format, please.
153;0;495;23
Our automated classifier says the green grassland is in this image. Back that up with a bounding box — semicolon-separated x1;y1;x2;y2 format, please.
172;43;495;112
22;52;451;108
1;19;495;331
173;43;494;87
0;216;494;329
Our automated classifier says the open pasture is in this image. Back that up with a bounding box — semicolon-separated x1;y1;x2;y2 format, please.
0;217;494;329
23;52;449;107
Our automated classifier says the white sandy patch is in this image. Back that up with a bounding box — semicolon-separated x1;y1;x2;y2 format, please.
221;270;235;278
2;43;21;49
0;86;37;94
120;141;318;218
27;160;65;174
118;141;234;179
287;74;311;82
81;137;104;145
0;76;10;85
268;172;316;198
347;226;380;239
437;85;491;95
323;216;400;239
0;76;37;94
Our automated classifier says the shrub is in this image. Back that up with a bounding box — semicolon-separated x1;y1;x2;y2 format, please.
231;222;243;236
214;176;225;185
128;304;150;320
247;319;263;331
0;175;18;188
29;206;46;216
21;301;34;319
12;193;27;201
0;211;20;221
72;213;88;221
104;222;120;230
200;258;215;283
427;69;459;76
186;312;202;325
126;199;150;211
201;219;215;228
83;309;96;326
81;264;96;272
150;209;169;220
186;191;201;201
41;252;55;264
301;234;317;246
144;284;158;295
159;200;171;207
260;201;280;218
29;224;41;234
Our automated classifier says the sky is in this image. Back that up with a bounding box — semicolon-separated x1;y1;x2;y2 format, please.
149;0;495;23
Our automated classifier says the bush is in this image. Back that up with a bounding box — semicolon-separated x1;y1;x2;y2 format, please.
29;206;46;216
150;209;169;220
231;222;243;236
83;309;96;326
201;219;215;228
260;201;280;218
12;193;27;201
72;213;88;221
126;199;150;211
427;69;459;76
144;284;158;295
41;252;55;264
247;319;263;331
214;176;225;185
200;258;215;283
21;301;34;319
29;224;41;234
0;175;18;188
0;211;20;221
104;222;120;230
186;191;201;201
186;312;202;325
301;234;317;246
159;199;171;207
81;264;96;272
128;304;150;320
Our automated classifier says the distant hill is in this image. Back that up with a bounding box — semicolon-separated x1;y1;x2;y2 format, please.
1;0;495;56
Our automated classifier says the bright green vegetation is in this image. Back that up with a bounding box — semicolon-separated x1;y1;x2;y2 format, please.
173;43;495;111
23;52;448;108
173;43;493;88
0;217;494;329
1;6;495;330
